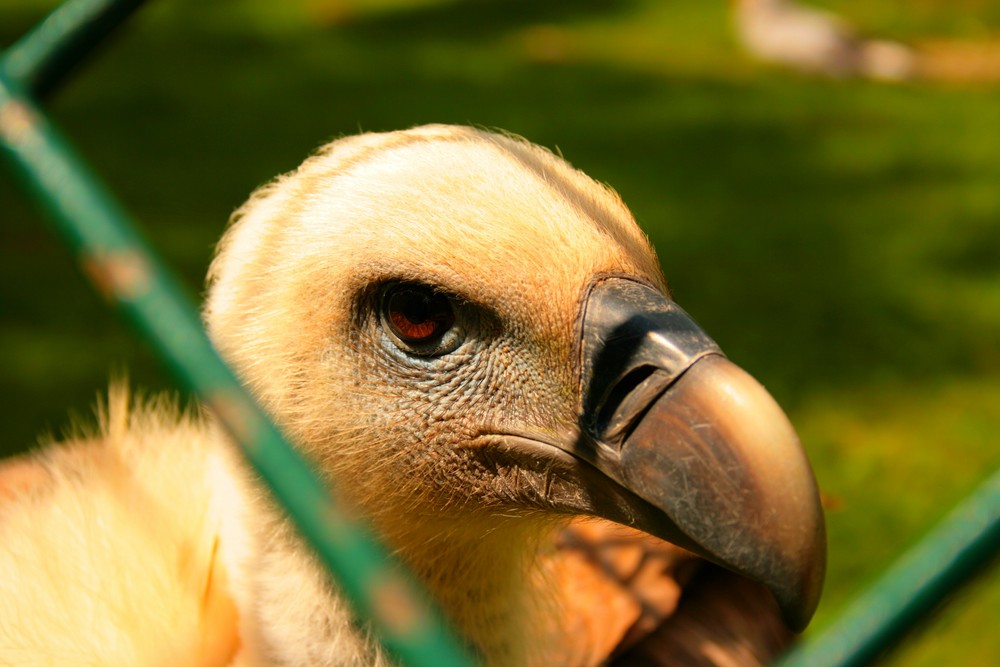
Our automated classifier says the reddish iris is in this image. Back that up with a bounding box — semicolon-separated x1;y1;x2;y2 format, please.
388;308;439;341
384;286;454;344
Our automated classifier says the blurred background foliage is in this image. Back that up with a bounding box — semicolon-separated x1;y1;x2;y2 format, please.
1;0;998;664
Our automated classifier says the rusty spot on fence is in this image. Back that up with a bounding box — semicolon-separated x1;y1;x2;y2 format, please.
207;389;265;449
0;99;37;147
372;572;424;637
82;249;151;301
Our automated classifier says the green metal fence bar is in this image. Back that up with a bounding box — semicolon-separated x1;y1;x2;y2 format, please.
776;465;1000;667
0;27;476;667
1;0;147;97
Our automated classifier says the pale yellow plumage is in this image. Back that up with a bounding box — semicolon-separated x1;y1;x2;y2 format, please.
0;390;241;667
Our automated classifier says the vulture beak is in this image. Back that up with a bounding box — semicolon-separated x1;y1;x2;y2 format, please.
570;277;826;632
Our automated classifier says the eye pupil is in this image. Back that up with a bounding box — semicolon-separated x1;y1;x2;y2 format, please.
384;286;455;345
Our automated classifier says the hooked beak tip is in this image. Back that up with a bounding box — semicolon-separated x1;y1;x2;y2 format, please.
620;355;826;631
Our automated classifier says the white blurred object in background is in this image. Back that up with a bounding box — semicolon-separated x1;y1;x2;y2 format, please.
732;0;915;80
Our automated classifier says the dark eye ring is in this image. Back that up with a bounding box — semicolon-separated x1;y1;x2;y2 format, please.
381;283;456;348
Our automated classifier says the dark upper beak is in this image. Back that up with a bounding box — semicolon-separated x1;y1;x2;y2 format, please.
574;278;826;632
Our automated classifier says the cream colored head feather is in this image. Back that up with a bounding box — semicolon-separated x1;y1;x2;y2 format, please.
205;124;664;512
202;125;669;664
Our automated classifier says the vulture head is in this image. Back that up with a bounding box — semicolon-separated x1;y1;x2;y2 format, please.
203;124;825;664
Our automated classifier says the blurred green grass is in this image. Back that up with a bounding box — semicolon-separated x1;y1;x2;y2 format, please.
2;0;999;664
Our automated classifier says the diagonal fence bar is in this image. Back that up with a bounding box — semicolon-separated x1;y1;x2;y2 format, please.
0;36;477;667
776;465;1000;667
1;0;148;98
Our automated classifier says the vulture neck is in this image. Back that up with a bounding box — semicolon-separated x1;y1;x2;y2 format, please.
383;514;560;667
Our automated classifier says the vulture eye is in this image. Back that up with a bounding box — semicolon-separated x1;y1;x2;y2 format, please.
381;283;457;351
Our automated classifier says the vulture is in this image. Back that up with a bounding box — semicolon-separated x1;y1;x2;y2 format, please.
0;125;825;666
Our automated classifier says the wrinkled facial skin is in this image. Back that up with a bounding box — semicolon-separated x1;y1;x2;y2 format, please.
338;279;576;516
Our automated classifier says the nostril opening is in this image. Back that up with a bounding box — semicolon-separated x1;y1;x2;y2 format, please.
594;365;670;445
